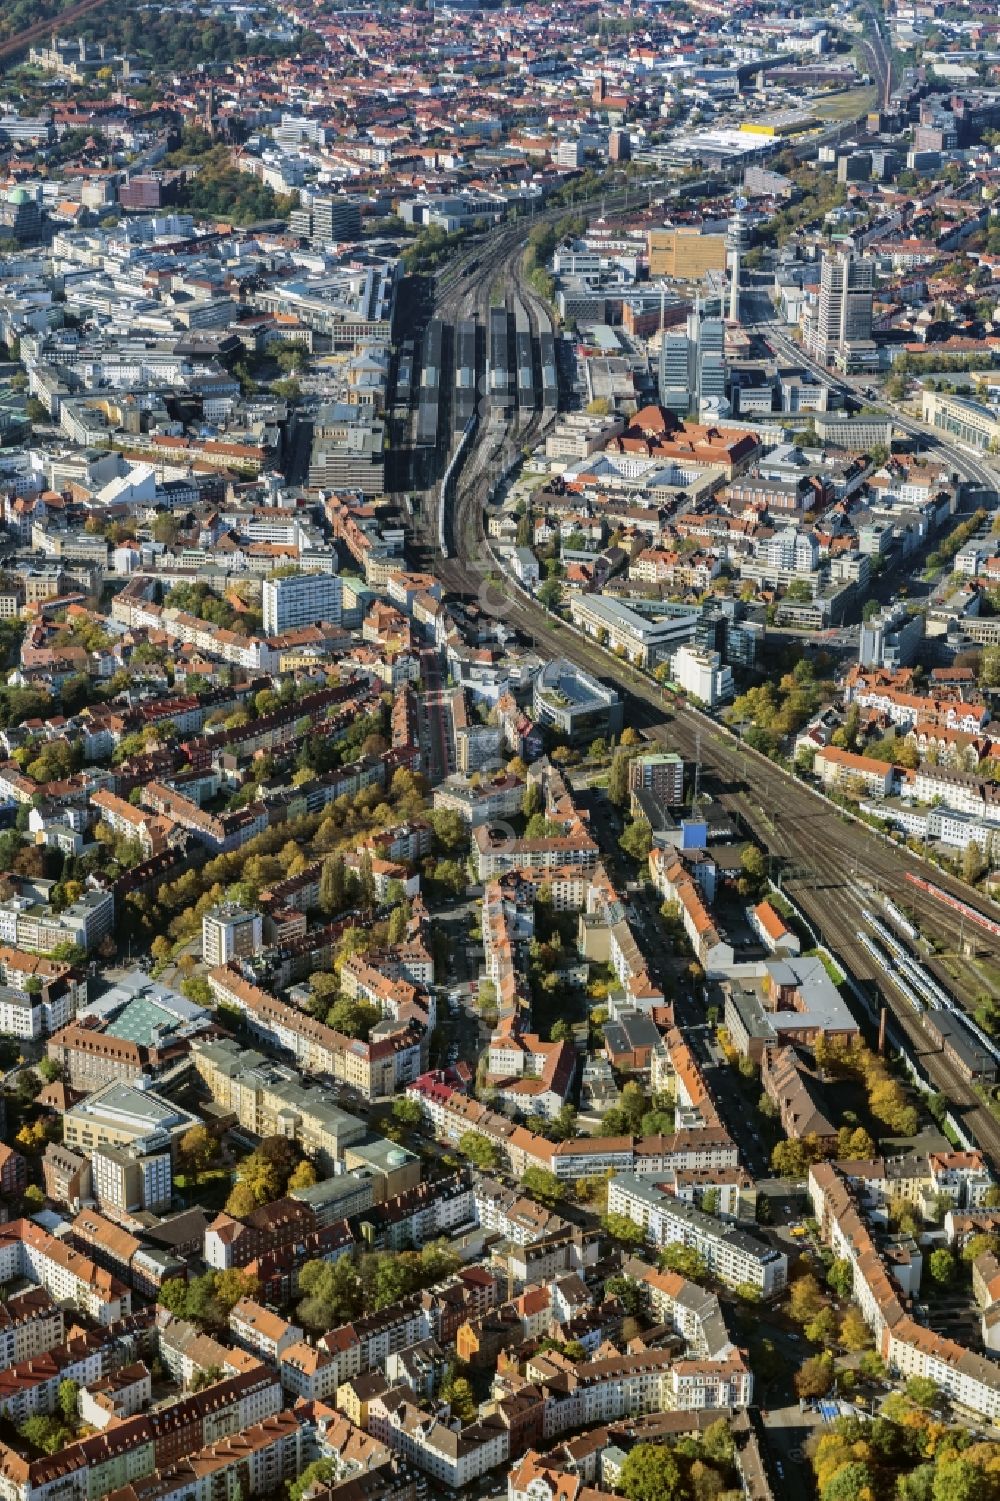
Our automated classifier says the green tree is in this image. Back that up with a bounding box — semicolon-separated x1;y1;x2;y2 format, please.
441;1374;477;1422
179;1124;217;1175
17;1414;70;1455
961;1232;1000;1264
604;1275;646;1317
430;807;467;852
928;1248;955;1286
289;1460;338;1501
602;1213;647;1249
288;1159;318;1191
297;1257;361;1329
538;577;563;611
618;1443;683;1501
57;1379;79;1425
658;1244;707;1280
608;747;634;807
858;1350;886;1382
962;838;985;885
457;1131;500;1171
739;843;768;896
392;1097;423;1128
212;1268;260;1314
319;854;346;914
804;1307;838;1345
619;818;652;862
522;782;543;819
822;1463;877;1501
904;1376;938;1409
839;1307;872;1353
387;902;410;946
771;1138;810;1179
827;1258;853;1298
931;1460;990;1501
788;1273;825;1326
522;1166;565;1207
325;996;381;1041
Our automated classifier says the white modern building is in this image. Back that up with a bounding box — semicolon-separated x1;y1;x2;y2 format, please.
263;571;342;634
670;644;733;708
532;657;624;743
568;593;698;668
202;905;263;967
607;1174;788;1296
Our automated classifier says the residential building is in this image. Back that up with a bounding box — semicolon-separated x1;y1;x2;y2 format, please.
202;906;263;968
607;1175;788;1296
263;572;343;634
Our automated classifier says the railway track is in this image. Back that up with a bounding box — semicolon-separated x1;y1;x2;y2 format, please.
434;526;1000;1161
415;114;1000;1164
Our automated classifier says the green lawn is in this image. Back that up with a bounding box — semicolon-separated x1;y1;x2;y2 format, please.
174;1168;233;1212
812;85;877;122
804;947;846;988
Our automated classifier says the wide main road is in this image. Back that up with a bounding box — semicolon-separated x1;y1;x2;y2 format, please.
746;291;999;496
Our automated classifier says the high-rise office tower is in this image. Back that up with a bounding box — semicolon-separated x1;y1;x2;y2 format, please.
659;331;691;413
808;249;874;359
310;196;362;244
690;307;726;409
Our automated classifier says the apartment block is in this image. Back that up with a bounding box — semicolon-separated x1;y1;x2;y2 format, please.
607;1175;787;1296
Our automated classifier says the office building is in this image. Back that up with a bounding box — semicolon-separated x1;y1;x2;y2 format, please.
311;196;362;243
670;645;733;708
658;331;691;415
858;603;924;670
609;129;631;162
62;1081;200;1164
688;304;726;413
697;601;763;672
91;1141;173;1215
921;391;1000;454
263;571;343;634
569;594;698;668
806;249;874;361
531;658;624;744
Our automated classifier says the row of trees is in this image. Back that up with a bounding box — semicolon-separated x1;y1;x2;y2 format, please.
925;508;987;578
616;1425;736;1501
769;1124;876;1181
158;1268;261;1332
814;1034;920;1138
788;1270;873;1361
296;1241;461;1331
810;1407;1000;1501
224;1135;316;1218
